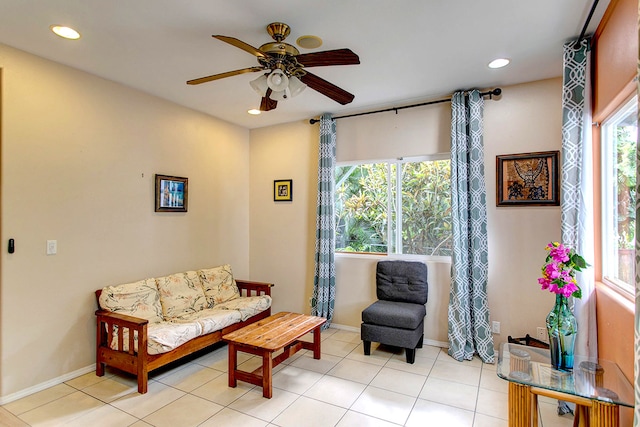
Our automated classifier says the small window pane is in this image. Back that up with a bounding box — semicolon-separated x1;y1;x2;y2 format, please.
401;159;452;256
335;163;389;253
602;96;637;292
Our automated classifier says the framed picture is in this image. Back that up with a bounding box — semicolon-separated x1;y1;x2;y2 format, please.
496;151;560;206
274;179;293;202
155;174;188;212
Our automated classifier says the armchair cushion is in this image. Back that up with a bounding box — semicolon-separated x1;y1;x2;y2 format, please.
362;300;426;330
376;260;428;304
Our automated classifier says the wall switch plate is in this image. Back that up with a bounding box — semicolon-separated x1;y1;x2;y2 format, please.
491;321;500;334
536;327;547;342
46;240;57;255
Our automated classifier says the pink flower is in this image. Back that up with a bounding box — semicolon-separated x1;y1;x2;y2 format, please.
538;277;551;290
537;242;588;299
548;242;570;263
545;263;560;279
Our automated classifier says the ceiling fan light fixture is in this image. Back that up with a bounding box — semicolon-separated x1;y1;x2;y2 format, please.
266;69;289;92
250;74;269;96
270;88;291;101
288;76;307;97
247;108;261;115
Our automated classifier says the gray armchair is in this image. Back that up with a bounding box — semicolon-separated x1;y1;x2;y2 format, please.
361;260;428;364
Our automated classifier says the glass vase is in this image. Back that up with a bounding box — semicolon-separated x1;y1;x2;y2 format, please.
546;294;577;371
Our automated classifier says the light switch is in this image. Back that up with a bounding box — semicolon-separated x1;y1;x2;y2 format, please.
46;240;57;255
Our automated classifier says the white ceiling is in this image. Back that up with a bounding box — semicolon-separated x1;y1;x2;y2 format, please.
0;0;607;129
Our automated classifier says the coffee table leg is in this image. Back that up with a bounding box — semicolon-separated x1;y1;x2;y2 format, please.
262;351;273;398
312;326;322;359
228;343;237;388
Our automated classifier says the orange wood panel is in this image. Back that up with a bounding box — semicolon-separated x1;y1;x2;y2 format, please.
593;0;638;121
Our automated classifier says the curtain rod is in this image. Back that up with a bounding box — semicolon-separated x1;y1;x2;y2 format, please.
309;88;502;124
576;0;599;46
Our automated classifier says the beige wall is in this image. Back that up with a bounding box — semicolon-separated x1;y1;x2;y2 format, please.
0;43;251;398
250;78;564;348
0;41;567;399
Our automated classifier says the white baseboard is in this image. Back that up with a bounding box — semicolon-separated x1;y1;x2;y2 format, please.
329;323;449;349
0;364;95;405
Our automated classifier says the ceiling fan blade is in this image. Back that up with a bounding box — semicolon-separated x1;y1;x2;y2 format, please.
186;67;265;85
299;72;355;105
260;89;278;111
296;48;360;67
213;35;267;58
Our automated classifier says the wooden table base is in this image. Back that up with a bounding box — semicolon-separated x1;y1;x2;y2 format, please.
509;382;620;427
224;312;326;398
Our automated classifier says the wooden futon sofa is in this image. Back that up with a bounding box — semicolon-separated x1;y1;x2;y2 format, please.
95;264;273;393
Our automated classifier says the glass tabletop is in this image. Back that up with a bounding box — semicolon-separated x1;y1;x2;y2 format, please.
497;342;634;408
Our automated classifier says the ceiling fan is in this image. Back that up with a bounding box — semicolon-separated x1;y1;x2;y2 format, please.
187;22;360;111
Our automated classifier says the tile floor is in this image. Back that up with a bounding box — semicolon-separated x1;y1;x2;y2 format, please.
1;328;575;426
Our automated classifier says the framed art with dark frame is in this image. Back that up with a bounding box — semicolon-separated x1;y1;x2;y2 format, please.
274;179;293;202
155;174;188;212
496;151;560;206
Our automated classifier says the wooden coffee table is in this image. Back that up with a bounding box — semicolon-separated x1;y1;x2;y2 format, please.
222;311;327;398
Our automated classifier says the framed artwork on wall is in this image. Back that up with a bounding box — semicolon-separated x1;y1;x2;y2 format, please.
274;179;293;202
496;151;560;206
155;174;188;212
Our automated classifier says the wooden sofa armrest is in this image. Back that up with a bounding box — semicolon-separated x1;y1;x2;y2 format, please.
236;280;274;297
95;309;149;326
95;309;148;357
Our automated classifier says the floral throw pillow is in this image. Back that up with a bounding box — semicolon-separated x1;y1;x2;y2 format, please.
156;271;207;319
198;264;240;308
99;278;163;324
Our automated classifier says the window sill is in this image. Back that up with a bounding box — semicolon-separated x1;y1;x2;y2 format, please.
595;281;634;313
335;252;452;264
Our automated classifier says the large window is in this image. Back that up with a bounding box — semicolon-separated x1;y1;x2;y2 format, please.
601;95;637;294
335;155;452;257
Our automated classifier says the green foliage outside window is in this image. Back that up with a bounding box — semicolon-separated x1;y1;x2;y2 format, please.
615;125;636;250
335;159;452;256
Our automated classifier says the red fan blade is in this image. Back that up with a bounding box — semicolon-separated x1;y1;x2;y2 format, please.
300;72;355;105
260;89;278;111
213;35;267;58
186;67;265;85
296;48;360;67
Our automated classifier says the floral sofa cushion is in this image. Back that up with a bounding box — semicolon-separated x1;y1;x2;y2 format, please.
198;264;240;307
215;295;273;321
172;308;243;335
99;278;163;324
156;271;207;319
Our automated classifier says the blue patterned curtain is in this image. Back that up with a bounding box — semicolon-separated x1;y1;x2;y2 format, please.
447;90;494;363
311;113;336;328
560;39;597;360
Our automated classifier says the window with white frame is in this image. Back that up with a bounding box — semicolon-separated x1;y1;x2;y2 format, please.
335;155;452;256
601;95;637;294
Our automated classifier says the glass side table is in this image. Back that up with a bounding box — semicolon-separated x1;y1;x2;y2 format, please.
496;342;633;427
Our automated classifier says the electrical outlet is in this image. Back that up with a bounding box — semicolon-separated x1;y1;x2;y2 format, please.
491;321;500;334
536;327;547;343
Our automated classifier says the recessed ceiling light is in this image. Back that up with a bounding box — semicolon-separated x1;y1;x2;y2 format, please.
247;109;261;115
296;35;322;49
50;25;81;40
488;58;510;69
